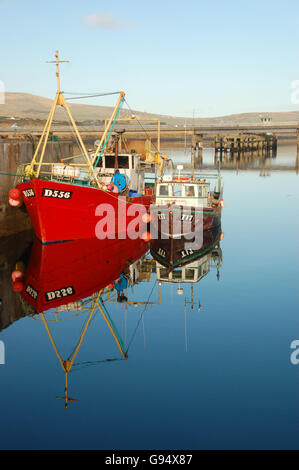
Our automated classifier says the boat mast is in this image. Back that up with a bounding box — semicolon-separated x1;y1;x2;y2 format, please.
46;50;69;95
29;51;98;184
39;290;128;408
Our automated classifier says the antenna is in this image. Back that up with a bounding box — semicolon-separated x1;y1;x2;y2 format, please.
46;50;69;93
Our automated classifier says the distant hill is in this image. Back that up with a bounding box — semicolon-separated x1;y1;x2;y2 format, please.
1;92;299;125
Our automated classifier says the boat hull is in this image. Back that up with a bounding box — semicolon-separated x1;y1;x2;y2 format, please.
21;236;149;313
150;225;222;269
150;204;221;239
17;179;154;244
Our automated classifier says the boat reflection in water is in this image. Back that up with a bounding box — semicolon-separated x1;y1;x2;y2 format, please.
150;226;223;311
12;225;223;408
17;236;149;408
20;237;149;313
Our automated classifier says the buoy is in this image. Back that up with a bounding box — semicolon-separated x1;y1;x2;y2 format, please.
141;231;151;242
9;188;21;200
9;197;22;207
142;213;151;224
11;270;24;283
12;281;24;292
220;232;225;241
220;198;225;208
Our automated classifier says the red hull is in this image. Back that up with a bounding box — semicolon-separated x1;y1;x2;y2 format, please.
21;237;149;313
17;179;154;244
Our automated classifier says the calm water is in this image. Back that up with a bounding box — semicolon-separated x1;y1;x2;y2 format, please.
0;143;298;450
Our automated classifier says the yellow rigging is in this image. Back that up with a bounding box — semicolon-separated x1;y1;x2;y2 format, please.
39;291;127;409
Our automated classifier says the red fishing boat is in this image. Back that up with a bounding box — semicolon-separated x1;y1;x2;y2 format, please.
18;236;149;313
10;52;158;244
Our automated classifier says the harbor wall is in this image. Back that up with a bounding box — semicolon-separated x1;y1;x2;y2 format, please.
0;230;34;332
0;139;73;238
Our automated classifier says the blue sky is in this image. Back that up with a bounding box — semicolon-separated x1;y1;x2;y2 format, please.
0;0;299;117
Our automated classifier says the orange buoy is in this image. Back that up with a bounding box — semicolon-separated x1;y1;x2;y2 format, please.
9;197;22;207
9;188;21;200
142;213;151;224
11;270;24;283
12;281;24;292
220;232;225;241
141;231;151;242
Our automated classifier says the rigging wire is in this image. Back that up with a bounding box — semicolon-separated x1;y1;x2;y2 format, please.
93;96;125;168
71;357;124;372
124;98;159;154
124;278;158;355
64;91;122;100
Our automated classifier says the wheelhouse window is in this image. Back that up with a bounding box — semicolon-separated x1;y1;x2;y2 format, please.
185;269;195;280
173;184;182;197
172;269;182;280
159;185;169;196
184;185;195;197
104;155;130;169
159;268;169;280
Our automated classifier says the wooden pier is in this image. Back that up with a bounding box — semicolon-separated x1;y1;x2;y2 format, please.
214;133;277;166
